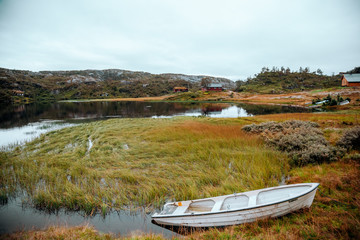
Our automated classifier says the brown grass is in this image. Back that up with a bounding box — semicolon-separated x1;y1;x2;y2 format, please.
189;159;360;240
2;113;360;239
0;225;166;240
0;117;288;213
251;112;360;128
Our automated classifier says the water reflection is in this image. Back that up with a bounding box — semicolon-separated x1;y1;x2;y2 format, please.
0;120;76;148
0;197;177;238
0;101;310;148
0;101;311;236
0;101;310;129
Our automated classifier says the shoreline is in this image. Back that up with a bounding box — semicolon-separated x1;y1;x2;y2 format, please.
57;88;360;109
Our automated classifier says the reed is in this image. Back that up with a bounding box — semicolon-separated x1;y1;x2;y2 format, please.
3;114;359;239
0;117;288;213
189;159;360;240
252;111;360;128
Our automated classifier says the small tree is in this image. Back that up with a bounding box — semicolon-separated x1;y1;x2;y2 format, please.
329;99;337;106
337;94;344;103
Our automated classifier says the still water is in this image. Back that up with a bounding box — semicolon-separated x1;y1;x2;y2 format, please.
0;198;175;238
0;101;310;237
0;101;310;148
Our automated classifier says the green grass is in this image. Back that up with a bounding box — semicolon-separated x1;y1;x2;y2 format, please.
0;117;288;213
2;113;360;239
4;160;359;240
309;86;344;93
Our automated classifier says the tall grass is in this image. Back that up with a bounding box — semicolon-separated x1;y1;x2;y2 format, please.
5;160;359;239
0;117;288;213
189;159;360;240
252;112;360;128
3;114;360;239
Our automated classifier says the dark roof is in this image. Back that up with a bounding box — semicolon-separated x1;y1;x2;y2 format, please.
343;73;360;83
208;83;223;88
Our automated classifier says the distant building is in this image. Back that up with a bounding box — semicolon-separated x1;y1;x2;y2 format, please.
341;73;360;87
173;87;188;92
12;90;24;96
202;83;223;91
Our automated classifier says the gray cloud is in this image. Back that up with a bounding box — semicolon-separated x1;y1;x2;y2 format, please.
0;0;359;80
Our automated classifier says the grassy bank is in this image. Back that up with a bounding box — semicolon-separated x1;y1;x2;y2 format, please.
3;160;359;240
190;159;360;239
0;117;288;214
1;111;359;239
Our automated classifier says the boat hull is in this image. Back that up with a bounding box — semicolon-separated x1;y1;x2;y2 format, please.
152;184;317;228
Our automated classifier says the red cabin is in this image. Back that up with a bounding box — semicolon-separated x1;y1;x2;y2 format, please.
341;73;360;87
202;83;223;91
173;87;188;92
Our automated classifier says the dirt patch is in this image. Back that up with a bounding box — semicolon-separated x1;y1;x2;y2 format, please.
230;88;360;107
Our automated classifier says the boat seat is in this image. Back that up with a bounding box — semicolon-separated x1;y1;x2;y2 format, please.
211;201;223;212
248;195;257;207
172;205;189;215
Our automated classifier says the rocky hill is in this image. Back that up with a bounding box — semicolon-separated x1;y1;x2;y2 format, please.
235;67;341;94
0;68;235;104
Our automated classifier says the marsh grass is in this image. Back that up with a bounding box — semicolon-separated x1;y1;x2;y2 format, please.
1;225;167;240
188;159;360;240
3;112;360;240
0;117;288;213
252;112;360;128
6;160;359;239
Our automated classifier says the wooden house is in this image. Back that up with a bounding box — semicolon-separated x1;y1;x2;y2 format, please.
12;90;24;96
173;87;188;92
202;83;223;91
341;73;360;87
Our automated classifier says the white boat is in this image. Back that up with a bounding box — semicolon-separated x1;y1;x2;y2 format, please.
152;183;319;228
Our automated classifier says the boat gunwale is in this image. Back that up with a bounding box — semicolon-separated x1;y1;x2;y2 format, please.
152;183;319;219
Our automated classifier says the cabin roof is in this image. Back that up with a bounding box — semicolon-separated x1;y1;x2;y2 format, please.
343;73;360;83
12;90;24;93
208;83;223;88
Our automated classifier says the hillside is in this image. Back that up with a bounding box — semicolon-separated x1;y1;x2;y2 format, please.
236;67;340;94
0;68;235;104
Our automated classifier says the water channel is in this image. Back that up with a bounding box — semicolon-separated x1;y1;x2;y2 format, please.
0;101;311;237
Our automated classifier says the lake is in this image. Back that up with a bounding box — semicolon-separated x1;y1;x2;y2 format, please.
0;101;311;237
0;101;310;148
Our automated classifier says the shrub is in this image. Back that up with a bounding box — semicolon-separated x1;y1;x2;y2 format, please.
329;99;338;106
242;120;337;166
320;94;348;106
336;127;360;151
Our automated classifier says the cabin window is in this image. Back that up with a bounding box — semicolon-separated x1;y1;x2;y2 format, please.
185;200;215;213
256;185;311;205
220;195;249;210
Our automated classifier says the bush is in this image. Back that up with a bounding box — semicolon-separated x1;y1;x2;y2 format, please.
242;120;337;166
242;120;319;135
329;99;338;106
336;127;360;151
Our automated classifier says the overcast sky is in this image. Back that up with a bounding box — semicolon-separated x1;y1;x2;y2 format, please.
0;0;359;80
